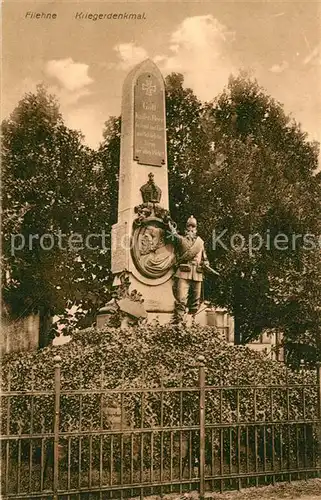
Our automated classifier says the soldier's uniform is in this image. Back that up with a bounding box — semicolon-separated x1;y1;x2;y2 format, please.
172;216;209;317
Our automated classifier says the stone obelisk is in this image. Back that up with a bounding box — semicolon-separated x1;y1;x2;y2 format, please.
111;59;175;321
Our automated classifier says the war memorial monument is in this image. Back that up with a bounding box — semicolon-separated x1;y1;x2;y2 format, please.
97;59;217;327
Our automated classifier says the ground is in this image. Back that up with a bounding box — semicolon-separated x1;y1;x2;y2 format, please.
134;479;321;500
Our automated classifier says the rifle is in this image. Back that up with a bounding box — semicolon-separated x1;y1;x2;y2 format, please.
203;263;220;276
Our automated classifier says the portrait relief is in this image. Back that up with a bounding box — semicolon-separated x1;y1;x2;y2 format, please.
131;223;175;278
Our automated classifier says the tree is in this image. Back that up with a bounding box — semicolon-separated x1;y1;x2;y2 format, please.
202;73;321;360
165;73;211;228
2;85;113;345
96;116;121;226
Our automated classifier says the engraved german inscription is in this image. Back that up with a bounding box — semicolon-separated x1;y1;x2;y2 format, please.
134;72;166;167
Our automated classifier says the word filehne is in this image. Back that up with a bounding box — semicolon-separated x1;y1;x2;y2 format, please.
25;12;57;19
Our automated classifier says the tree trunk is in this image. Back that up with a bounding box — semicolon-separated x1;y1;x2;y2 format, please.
38;307;53;348
233;311;242;345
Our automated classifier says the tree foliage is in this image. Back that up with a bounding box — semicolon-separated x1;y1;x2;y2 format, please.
164;73;210;227
96;116;121;226
202;73;321;360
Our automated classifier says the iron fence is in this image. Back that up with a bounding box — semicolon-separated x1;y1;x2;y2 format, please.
1;357;321;499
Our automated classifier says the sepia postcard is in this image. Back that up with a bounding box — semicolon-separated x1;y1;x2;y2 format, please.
2;1;321;499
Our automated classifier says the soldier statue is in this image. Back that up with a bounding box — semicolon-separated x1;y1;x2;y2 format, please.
168;215;217;320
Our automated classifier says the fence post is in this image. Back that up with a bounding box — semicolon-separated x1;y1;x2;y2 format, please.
198;355;206;500
316;362;321;471
53;355;61;500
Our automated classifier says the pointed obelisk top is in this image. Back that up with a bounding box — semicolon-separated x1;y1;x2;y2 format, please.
124;58;164;84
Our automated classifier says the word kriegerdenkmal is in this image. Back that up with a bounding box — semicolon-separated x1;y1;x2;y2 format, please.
75;12;147;21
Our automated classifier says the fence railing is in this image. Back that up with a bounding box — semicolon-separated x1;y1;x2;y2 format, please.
1;356;321;500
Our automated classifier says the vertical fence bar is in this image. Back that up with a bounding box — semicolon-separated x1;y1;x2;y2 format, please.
53;355;61;500
6;367;11;496
67;437;71;490
302;381;308;478
198;355;206;500
110;435;113;486
78;367;83;491
160;380;164;497
271;384;276;485
140;391;144;499
78;437;82;490
189;431;192;482
100;367;104;491
130;432;134;491
150;430;154;486
89;420;93;489
5;437;10;496
17;426;22;494
219;369;223;493
229;428;232;480
211;428;215;492
29;368;34;493
40;417;45;491
246;426;249;482
170;430;173;491
120;392;124;498
220;428;223;492
316;362;321;470
236;385;241;491
179;389;183;492
263;425;267;475
296;424;300;471
254;388;258;487
280;425;284;476
271;424;275;484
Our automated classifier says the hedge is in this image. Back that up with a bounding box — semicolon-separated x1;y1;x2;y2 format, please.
1;322;318;472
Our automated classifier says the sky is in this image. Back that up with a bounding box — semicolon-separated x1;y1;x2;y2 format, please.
3;1;321;156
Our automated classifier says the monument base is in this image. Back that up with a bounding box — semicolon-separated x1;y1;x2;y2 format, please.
145;304;214;326
146;312;174;324
122;272;175;315
146;309;207;326
113;272;215;327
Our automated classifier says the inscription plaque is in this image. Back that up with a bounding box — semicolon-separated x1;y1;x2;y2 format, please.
134;72;166;167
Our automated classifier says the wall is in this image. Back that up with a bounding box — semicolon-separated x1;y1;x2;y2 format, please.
1;314;40;354
194;303;284;361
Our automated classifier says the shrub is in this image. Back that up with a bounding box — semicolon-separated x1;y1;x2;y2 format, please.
1;322;318;474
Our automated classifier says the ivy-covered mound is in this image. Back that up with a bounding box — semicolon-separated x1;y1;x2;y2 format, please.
2;324;317;483
2;323;318;476
2;324;317;487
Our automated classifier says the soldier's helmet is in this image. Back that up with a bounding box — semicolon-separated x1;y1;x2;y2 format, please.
186;215;197;228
